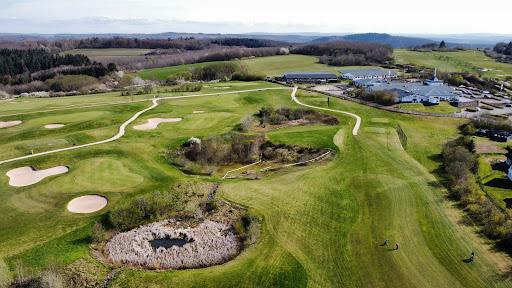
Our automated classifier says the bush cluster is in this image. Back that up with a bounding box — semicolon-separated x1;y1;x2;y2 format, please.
109;190;184;231
356;89;397;106
258;106;339;125
472;116;512;132
291;41;393;66
169;83;202;92
442;137;512;243
45;75;99;92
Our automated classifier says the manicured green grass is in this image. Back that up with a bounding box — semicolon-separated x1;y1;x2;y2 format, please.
395;49;512;80
2;82;512;287
138;55;378;80
61;48;153;57
398;102;460;114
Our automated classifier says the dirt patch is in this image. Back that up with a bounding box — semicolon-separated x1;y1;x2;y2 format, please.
0;120;22;128
133;118;182;131
67;195;108;213
192;111;205;114
6;166;68;187
44;123;65;129
475;139;507;154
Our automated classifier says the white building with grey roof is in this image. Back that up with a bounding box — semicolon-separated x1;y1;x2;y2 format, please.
340;68;397;80
356;73;459;104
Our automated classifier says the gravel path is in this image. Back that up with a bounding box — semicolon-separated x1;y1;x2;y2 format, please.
291;87;361;135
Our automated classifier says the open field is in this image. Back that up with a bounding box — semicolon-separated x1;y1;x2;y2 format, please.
397;102;460;114
138;55;377;80
61;48;153;57
2;81;512;287
395;49;512;80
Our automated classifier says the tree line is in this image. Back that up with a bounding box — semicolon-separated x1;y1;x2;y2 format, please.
0;49;90;77
442;136;512;250
291;41;393;66
0;49;117;86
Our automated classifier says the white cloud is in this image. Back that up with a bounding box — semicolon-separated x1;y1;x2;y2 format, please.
0;0;510;34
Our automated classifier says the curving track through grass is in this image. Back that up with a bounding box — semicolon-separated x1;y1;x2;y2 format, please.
0;88;287;165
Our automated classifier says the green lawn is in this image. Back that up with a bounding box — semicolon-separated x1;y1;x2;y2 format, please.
398;102;460;114
61;48;153;57
1;82;512;287
138;55;378;80
395;49;512;81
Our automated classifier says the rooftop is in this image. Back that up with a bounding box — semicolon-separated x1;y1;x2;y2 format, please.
283;72;338;79
340;68;396;77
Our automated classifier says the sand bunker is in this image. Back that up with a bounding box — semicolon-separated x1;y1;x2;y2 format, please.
133;118;182;131
67;195;108;213
192;111;205;114
6;166;69;187
0;120;22;129
44;124;65;129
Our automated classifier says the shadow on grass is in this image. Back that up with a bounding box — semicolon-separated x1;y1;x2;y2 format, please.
71;236;92;246
485;178;512;189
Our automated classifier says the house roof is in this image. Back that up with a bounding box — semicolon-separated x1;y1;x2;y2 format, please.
340;69;396;78
283;72;338;79
368;82;456;98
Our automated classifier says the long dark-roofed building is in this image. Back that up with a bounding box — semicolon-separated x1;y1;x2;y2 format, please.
283;72;338;84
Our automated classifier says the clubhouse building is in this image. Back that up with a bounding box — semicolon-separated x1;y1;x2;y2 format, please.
355;72;459;104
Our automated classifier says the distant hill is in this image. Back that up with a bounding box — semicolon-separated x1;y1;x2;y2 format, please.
310;33;435;48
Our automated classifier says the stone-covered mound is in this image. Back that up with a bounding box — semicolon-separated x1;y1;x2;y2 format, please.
106;219;240;270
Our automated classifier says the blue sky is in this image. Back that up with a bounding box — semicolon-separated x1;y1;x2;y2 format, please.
0;0;511;34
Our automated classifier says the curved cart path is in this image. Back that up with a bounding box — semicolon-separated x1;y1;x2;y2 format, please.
0;88;286;165
291;86;361;136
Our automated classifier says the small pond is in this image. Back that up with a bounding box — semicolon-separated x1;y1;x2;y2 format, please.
150;237;194;250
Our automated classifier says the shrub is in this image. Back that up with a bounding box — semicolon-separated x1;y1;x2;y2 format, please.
170;83;202;92
441;136;512;250
191;62;240;81
257;106;339;125
45;75;98;92
109;189;184;231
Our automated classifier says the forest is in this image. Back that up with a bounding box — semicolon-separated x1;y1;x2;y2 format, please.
291;40;393;66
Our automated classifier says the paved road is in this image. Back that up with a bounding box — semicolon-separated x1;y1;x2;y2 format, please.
291;86;362;135
0;88;287;165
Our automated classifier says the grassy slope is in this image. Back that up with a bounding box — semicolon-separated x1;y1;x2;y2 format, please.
398;102;460;114
394;49;512;80
138;55;377;80
1;83;512;287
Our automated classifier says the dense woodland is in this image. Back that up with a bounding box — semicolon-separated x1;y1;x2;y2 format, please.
291;41;393;66
0;49;90;81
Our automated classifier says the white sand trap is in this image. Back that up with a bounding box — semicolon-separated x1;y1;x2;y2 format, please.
6;166;69;187
44;124;65;129
192;110;205;114
67;195;108;213
133;118;182;130
0;120;22;129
